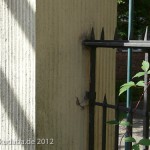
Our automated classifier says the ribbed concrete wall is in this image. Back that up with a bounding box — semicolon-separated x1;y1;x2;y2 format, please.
0;0;35;150
0;0;116;149
95;0;117;149
36;0;117;150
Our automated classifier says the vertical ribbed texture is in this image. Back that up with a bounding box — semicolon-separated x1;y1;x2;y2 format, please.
37;0;116;150
0;0;35;150
95;0;117;149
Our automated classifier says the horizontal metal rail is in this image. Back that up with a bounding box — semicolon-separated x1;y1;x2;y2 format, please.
83;40;150;48
95;102;150;116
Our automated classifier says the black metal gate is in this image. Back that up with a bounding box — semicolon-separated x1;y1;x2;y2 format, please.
83;28;150;150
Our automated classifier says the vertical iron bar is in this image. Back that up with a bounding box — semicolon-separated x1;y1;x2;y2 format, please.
115;99;119;150
89;28;96;150
126;0;134;106
143;52;149;150
143;28;149;150
101;28;106;150
126;0;134;149
102;95;107;150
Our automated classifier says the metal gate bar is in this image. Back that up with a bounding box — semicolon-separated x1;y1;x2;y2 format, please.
95;95;150;150
83;40;150;48
88;28;96;150
84;28;150;150
143;53;150;150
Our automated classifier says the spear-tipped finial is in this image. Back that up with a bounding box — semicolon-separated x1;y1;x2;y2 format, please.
103;94;107;104
90;27;95;40
114;27;119;40
100;27;105;40
144;26;148;41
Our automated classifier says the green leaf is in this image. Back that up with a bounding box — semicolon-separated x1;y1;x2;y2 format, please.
141;60;149;72
106;120;119;125
119;81;135;95
132;144;140;150
136;81;145;87
125;137;136;143
132;72;145;78
121;81;135;88
119;86;129;95
148;70;150;74
138;138;150;146
119;121;132;127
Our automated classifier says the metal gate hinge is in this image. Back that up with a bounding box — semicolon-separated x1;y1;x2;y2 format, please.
86;91;96;100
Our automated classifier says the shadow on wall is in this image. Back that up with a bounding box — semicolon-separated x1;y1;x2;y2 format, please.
3;0;35;49
0;69;35;148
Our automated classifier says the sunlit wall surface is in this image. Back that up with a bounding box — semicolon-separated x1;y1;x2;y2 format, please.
0;0;35;149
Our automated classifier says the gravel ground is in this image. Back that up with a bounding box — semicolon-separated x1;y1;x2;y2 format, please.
118;102;150;150
118;115;150;150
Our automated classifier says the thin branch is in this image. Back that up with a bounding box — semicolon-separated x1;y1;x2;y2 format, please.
119;125;131;146
133;81;150;114
120;132;126;147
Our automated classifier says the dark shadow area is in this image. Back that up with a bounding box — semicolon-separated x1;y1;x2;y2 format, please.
0;69;35;149
3;0;35;49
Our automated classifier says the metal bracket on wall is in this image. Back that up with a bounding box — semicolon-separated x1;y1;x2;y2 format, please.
85;91;96;101
76;92;90;109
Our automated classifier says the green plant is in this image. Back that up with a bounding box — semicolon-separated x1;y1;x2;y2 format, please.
107;60;150;149
117;0;150;39
116;80;143;103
